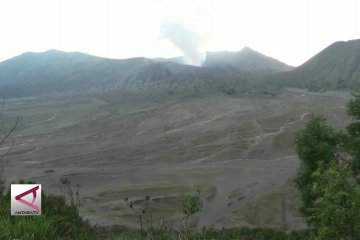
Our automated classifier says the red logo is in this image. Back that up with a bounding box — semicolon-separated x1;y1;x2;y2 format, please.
15;185;40;212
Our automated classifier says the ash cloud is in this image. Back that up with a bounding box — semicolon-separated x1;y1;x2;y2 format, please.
160;20;206;66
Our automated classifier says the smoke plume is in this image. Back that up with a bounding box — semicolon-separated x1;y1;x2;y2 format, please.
160;20;206;66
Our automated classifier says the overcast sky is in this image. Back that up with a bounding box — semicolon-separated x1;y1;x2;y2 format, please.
0;0;359;66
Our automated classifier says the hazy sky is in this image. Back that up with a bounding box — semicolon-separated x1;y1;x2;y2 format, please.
0;0;359;66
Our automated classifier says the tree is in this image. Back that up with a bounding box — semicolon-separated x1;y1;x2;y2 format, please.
295;92;360;239
294;115;339;222
308;161;360;239
346;92;360;174
0;99;19;196
179;190;203;239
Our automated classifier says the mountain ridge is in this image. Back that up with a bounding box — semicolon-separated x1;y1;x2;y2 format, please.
279;39;360;91
1;39;360;98
0;47;283;98
203;47;294;72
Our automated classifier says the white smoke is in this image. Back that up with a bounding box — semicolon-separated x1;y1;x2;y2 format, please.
160;20;206;66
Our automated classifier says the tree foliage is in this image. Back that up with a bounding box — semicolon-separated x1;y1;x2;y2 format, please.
346;92;360;174
294;115;339;220
295;92;360;239
309;161;360;239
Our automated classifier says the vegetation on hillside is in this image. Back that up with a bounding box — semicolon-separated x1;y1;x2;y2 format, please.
0;185;310;239
0;179;98;240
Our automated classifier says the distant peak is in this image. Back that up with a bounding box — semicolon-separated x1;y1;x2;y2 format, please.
32;49;65;54
45;49;63;53
242;46;253;51
240;46;260;54
21;49;66;56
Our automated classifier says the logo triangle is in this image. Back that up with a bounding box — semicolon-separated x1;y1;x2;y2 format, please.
15;185;40;211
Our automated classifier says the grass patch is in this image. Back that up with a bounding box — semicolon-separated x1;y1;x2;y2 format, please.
194;184;216;201
248;148;265;158
189;131;222;146
257;103;303;133
229;180;304;229
230;138;250;149
236;121;257;138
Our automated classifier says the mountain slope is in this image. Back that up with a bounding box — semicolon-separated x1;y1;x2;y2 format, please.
282;39;360;91
2;41;359;99
120;62;258;97
203;47;294;72
0;50;151;97
0;50;263;98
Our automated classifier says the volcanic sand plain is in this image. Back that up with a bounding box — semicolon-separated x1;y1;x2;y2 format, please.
2;89;352;229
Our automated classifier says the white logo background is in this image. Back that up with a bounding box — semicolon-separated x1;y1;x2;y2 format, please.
11;184;41;216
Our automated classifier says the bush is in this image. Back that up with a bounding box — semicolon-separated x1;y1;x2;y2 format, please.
0;180;98;240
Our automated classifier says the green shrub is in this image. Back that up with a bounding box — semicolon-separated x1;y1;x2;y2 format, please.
0;181;98;240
